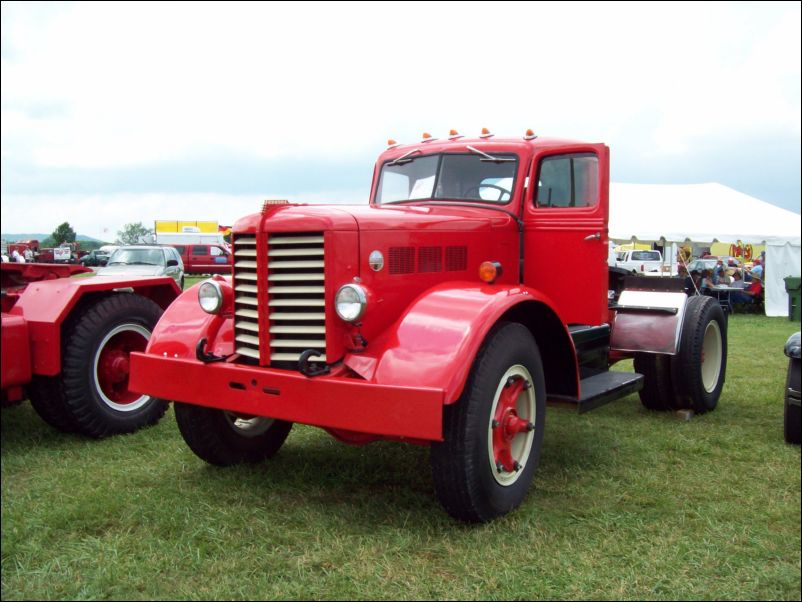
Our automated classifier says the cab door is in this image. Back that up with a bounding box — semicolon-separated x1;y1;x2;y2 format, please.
522;144;609;326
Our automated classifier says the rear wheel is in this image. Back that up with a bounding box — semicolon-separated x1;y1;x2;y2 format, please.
31;294;168;437
633;353;676;411
174;403;293;466
430;322;546;523
672;295;727;413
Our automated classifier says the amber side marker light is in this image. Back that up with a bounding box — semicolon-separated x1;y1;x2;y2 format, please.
479;261;503;283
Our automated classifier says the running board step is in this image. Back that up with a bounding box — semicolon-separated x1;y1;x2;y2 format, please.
548;371;644;413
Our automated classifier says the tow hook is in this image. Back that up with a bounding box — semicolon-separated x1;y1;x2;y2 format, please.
195;338;228;363
298;349;330;377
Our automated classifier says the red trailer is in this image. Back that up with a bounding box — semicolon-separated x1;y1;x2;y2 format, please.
1;262;180;437
130;131;727;521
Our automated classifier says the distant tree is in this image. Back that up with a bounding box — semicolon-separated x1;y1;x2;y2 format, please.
40;236;56;248
51;222;77;245
117;222;154;245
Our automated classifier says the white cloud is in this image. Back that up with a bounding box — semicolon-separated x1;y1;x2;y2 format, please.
2;1;799;169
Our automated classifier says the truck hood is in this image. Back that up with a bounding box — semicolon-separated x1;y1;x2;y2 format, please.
97;265;167;278
234;202;515;234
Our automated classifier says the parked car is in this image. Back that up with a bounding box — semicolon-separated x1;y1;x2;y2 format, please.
98;245;185;288
784;332;800;444
169;243;232;275
80;249;111;267
615;249;663;274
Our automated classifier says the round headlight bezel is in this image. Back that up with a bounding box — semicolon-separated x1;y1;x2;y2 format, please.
335;284;368;323
198;280;224;314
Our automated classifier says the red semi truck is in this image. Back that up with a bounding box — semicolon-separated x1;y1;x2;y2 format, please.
1;262;180;437
129;130;728;522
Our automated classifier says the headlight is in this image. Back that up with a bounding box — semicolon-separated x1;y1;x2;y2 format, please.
198;280;224;314
335;284;367;322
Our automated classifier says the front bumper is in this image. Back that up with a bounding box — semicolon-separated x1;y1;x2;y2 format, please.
129;353;444;441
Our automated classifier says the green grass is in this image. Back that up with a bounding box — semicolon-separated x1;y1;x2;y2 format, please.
2;315;800;600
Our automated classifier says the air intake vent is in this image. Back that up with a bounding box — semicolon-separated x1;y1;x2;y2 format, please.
445;246;468;271
389;247;415;275
268;233;326;363
232;234;260;361
418;247;442;273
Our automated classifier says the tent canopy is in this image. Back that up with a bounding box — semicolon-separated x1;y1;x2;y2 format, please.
609;182;801;245
608;182;801;317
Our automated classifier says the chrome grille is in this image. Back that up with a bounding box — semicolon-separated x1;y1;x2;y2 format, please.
268;233;327;363
233;234;260;360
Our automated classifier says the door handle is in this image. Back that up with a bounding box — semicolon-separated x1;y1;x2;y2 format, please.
584;232;601;241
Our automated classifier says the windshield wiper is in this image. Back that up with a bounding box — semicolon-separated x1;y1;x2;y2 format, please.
466;145;515;163
108;261;127;265
389;148;422;166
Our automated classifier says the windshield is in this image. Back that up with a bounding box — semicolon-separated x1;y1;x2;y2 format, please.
107;248;165;266
375;153;518;205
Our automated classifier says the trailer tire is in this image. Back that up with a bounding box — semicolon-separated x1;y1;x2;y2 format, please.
59;294;168;437
671;295;727;413
29;375;79;433
430;322;546;523
784;357;801;444
633;353;676;411
174;402;293;466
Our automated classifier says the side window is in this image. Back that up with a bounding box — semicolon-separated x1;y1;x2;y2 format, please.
191;245;207;255
210;246;223;256
535;153;599;208
173;245;186;255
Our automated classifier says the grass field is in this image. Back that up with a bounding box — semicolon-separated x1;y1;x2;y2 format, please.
2;314;800;600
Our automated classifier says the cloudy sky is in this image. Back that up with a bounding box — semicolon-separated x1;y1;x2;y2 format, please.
1;1;800;241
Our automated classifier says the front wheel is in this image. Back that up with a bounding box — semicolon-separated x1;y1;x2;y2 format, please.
430;322;546;523
174;403;293;466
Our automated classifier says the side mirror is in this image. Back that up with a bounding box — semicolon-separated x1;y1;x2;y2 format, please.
166;259;179;267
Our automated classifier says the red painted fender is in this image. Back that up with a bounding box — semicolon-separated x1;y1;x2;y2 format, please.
10;275;180;376
344;282;579;404
144;279;235;360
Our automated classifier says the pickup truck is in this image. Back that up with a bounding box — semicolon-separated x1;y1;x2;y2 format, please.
616;249;664;274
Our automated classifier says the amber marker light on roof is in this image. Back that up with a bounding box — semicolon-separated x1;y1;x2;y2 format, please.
479;261;502;283
387;138;398;148
480;127;493;138
422;132;437;142
524;129;537;140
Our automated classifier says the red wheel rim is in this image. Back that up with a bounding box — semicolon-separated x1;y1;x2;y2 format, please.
93;324;151;410
487;365;536;486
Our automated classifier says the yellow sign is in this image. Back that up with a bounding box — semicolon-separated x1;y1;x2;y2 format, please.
155;220;219;234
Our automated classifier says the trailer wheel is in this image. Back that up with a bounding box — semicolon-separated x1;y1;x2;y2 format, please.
633;353;677;411
430;322;546;523
174;402;293;466
29;375;79;433
672;295;727;413
59;294;168;437
784;357;801;444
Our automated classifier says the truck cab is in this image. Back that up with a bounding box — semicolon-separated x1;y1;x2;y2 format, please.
130;130;728;522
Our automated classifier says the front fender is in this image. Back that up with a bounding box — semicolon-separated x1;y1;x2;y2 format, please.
145;281;234;360
345;282;576;404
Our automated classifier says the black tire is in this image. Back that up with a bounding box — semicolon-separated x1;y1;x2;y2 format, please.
633;353;677;411
52;294;168;437
29;375;79;433
430;322;546;523
180;276;185;290
174;402;293;466
671;295;727;413
784;358;801;444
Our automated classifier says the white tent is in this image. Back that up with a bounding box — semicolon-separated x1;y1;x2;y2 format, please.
609;183;801;317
